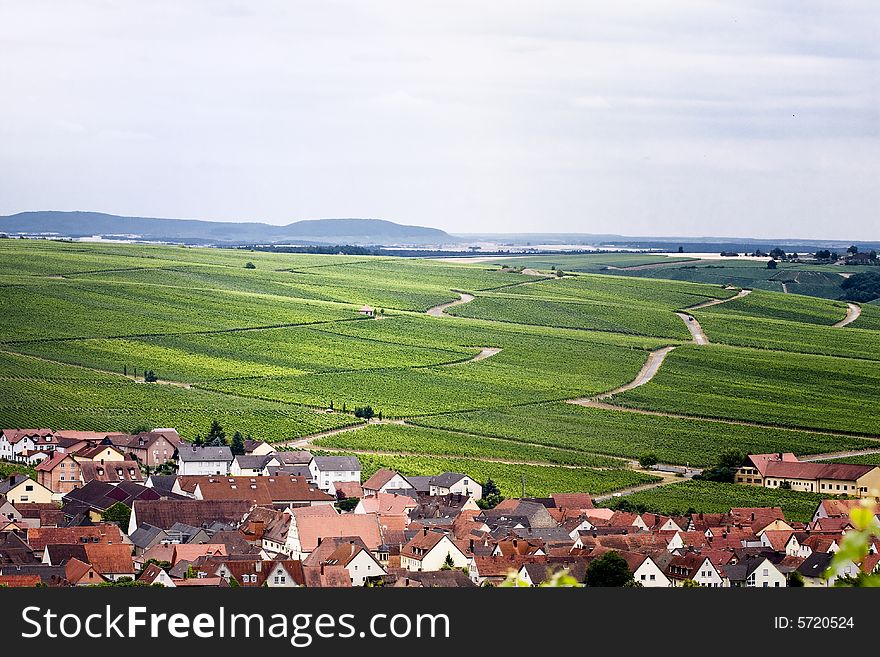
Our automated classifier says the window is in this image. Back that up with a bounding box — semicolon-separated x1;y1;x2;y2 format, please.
763;569;768;576
649;574;655;581
25;485;33;491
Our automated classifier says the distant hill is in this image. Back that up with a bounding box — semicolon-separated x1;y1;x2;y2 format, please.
0;211;456;246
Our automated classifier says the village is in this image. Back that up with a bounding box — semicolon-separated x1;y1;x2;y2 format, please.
0;427;878;588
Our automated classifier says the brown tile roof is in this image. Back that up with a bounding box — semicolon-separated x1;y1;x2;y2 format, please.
471;554;546;578
303;536;374;569
80;460;144;484
293;511;381;553
83;543;134;575
0;574;42;587
26;524;124;551
357;493;418;516
1;429;53;444
35;451;75;472
764;461;876;481
334;481;364;499
745;453;799;477
762;530;795;552
75;444;126;461
138;563;168;584
132;499;254;530
551;493;594;510
816;499;862;518
362;469;402;492
65;558;104;585
302;564;351;587
179;475;333;504
171;544;228;566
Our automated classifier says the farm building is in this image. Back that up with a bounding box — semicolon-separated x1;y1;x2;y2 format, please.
736;453;880;497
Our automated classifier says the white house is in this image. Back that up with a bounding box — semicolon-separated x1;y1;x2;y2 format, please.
623;553;671;587
400;529;469;572
728;557;787;587
428;472;482;499
361;469;413;496
309;456;361;493
176;444;233;476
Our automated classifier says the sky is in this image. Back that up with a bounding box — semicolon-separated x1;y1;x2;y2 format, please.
0;1;878;239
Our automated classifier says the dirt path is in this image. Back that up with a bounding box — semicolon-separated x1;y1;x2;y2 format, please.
568;347;675;405
801;447;880;462
675;312;709;345
592;472;682;503
277;418;407;449
832;303;861;328
573;399;880;441
781;282;789;294
684;287;751;311
446;347;501;364
426;292;475;317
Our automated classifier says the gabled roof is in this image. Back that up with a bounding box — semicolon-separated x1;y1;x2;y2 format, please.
0;574;42;587
764;461;876;481
312;456;361;472
84;543;134;575
292;510;381;553
177;445;234;463
797;552;834;578
429;472;470;488
65;557;104;585
26;524;124;551
35;451;76;471
303;536;375;569
551;493;594;510
362;469;408;491
181;475;334;504
79;460;144;484
1;429;53;444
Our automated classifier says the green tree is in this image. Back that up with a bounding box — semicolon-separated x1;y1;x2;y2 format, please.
766;260;777;270
100;502;131;529
483;478;501;497
638;453;659;469
585;551;633;587
206;420;227;446
441;553;455;570
477;493;504;509
681;578;700;588
231;431;245;456
244;262;256;269
336;497;359;512
847;245;859;255
696;449;744;483
144;370;158;383
788;571;805;587
193;434;204;447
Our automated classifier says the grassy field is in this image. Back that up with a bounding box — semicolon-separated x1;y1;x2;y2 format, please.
410;402;877;467
313;423;626;468
342;453;660;498
0;460;38;480
695;289;848;325
599;479;827;522
612;344;880;435
484;253;697;273
693;312;880;361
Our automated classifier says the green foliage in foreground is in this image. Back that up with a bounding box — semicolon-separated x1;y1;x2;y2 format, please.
409;402;875;467
600;480;828;523
337;453;659;498
313;423;625;468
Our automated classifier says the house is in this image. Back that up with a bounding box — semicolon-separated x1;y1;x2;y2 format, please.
428;473;481;499
468;555;546;586
736;453;880;497
812;499;863;522
138;562;176;587
362;469;413;496
725;557;787;587
79;460;145;486
302;563;352;587
619;551;671;587
400;529;469;572
128;499;253;535
207;558;304;587
303;536;387;586
0;474;54;505
243;439;274;456
666;552;727;587
355;492;418;520
83;543;135;581
230;454;277;476
0;574;42;587
26;524;125;557
73;444;127;464
35;452;81;495
309;456;361;493
109;431;179;467
0;429;53;462
176;444;233;476
173;475;335;508
286;506;382;559
797;552;859;586
358;305;375;316
65;557;106;586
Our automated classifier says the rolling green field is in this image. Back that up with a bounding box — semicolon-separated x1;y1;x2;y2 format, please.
599;479;827;523
410;403;876;467
344;453;660;498
313;423;626;468
1;240;878;503
612;344;880;435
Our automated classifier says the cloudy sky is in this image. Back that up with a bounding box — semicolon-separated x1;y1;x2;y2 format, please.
1;1;877;239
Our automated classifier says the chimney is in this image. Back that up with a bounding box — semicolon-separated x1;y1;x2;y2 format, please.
317;537;322;547
423;527;428;537
751;512;755;521
469;539;474;552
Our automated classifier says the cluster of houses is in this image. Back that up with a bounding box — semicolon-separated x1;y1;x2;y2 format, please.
0;429;878;588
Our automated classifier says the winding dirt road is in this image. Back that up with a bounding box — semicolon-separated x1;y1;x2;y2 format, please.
568;346;675;405
426;292;475;317
685;288;751;311
675;312;709;345
833;303;861;328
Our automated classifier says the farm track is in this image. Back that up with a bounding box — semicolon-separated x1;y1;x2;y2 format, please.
832;303;861;328
684;287;751;310
675;312;709;344
567;347;675;404
801;447;880;462
592;472;683;502
426;292;475;317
